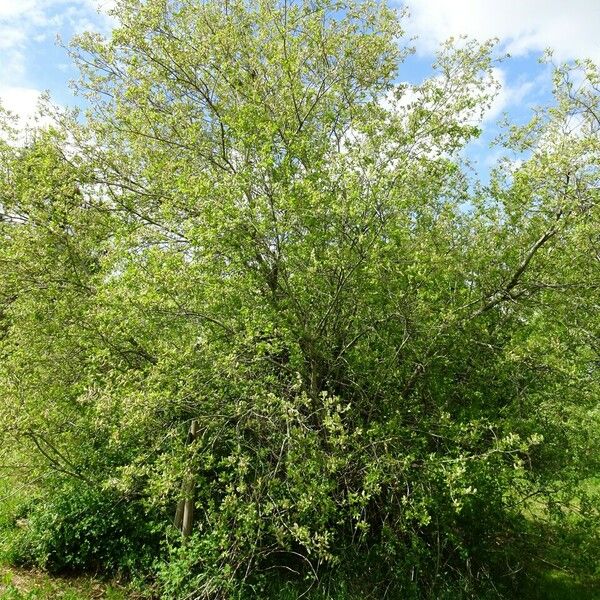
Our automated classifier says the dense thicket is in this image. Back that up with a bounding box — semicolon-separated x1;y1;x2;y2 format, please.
0;1;598;598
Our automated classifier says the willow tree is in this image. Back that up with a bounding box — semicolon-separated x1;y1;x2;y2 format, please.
0;0;598;597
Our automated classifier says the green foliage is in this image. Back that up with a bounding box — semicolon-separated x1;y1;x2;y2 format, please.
4;482;161;575
0;1;598;598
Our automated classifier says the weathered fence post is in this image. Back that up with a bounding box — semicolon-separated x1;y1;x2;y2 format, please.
174;419;198;538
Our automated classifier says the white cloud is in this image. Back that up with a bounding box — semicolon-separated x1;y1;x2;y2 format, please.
403;0;600;63
0;0;114;121
0;86;43;121
0;1;114;77
484;68;537;123
0;0;46;21
87;0;116;11
0;86;64;141
0;47;26;86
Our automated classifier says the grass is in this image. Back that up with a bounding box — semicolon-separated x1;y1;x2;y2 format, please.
1;553;598;599
519;477;600;600
523;569;600;600
0;565;129;599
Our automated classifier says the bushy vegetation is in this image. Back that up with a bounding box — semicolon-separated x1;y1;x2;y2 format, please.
3;483;160;574
0;0;598;598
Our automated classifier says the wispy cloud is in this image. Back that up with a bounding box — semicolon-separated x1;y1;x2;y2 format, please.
483;68;540;124
403;0;600;63
0;1;113;120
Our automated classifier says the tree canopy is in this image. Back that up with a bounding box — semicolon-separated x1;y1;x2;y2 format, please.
0;1;598;598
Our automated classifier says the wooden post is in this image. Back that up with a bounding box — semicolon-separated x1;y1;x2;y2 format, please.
174;498;185;530
181;482;195;538
174;419;198;537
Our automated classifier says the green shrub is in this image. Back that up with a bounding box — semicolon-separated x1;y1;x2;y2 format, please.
0;0;598;597
7;482;161;575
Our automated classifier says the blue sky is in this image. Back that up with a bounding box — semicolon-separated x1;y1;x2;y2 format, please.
1;0;599;169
